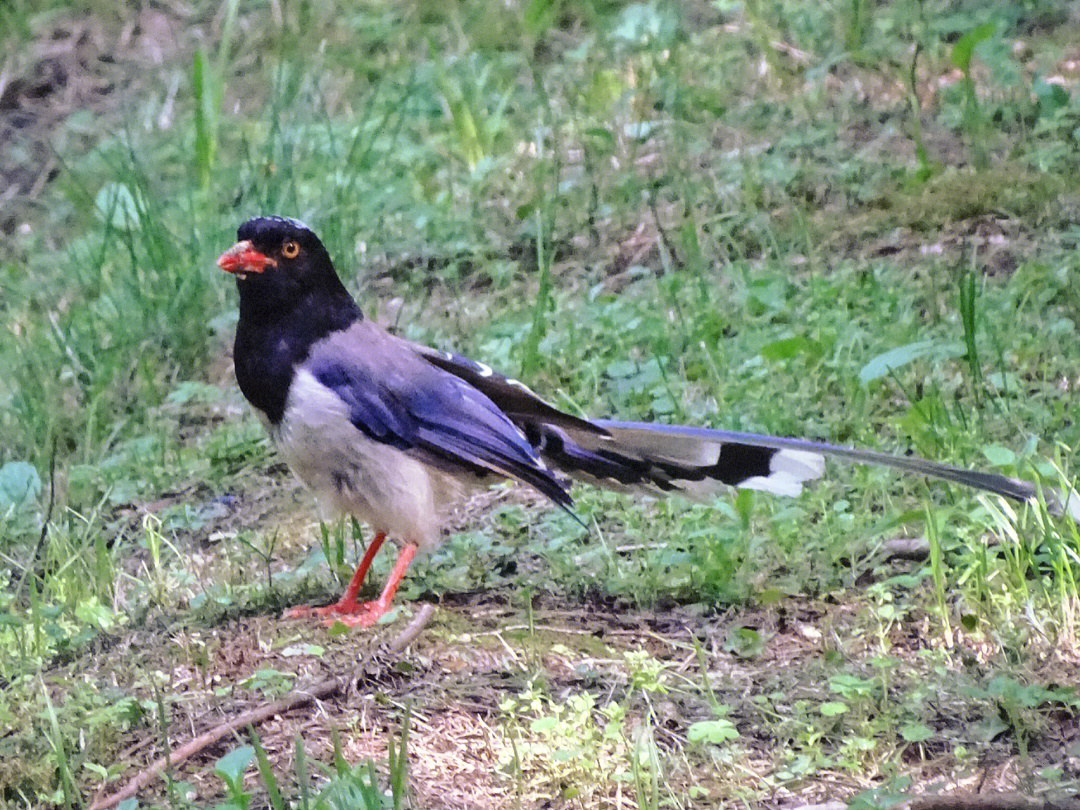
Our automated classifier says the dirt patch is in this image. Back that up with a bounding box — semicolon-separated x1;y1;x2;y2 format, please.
841;115;969;171
1;8;186;234
857;214;1043;276
54;595;716;806
816;163;1071;269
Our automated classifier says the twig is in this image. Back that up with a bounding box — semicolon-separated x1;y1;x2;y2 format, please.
613;542;669;553
388;603;436;653
471;623;595;636
27;156;58;200
792;795;1080;810
0;57;12;107
14;437;58;601
91;606;437;810
769;39;811;64
717;22;812;63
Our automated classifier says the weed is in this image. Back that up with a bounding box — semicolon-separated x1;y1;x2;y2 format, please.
951;21;997;170
499;678;631;803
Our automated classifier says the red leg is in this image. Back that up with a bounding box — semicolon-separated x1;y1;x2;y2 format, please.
284;532;386;619
326;543;417;628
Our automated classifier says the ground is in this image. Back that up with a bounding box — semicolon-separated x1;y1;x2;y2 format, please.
3;0;1080;808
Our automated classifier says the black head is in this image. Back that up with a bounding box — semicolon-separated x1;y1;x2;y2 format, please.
223;217;363;421
217;216;346;308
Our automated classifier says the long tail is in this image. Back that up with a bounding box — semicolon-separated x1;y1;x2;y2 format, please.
412;342;1074;515
532;418;1058;507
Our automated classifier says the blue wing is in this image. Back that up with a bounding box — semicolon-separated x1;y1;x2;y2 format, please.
304;324;573;509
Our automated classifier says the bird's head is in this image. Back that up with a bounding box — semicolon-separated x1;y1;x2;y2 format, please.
217;216;339;300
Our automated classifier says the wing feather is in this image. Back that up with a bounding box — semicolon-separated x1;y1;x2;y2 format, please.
305;323;573;509
412;343;607;437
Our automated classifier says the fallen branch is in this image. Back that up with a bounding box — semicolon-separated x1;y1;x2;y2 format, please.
91;604;436;810
881;536;930;561
388;603;437;654
89;676;344;810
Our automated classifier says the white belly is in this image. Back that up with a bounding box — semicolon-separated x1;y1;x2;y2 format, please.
271;369;470;550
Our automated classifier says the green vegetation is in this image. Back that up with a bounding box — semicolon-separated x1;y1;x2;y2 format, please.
2;0;1080;806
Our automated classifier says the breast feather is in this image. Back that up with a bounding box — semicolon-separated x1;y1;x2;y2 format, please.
274;369;463;548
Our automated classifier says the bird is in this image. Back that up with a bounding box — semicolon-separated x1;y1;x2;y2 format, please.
217;215;1064;628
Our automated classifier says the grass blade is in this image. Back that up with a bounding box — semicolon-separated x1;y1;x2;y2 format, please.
250;727;285;810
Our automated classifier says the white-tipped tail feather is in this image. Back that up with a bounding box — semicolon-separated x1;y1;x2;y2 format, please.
1062;490;1080;522
538;419;1057;513
414;348;1068;515
737;448;826;497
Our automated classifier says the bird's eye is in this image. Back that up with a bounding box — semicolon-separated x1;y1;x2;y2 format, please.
282;241;300;259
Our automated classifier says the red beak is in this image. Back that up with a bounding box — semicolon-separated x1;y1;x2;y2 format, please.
216;240;276;275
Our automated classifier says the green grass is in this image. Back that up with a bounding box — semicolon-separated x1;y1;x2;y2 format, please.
3;0;1080;806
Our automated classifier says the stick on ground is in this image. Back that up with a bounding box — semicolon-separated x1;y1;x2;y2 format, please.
388;603;436;653
89;676;344;810
90;604;437;810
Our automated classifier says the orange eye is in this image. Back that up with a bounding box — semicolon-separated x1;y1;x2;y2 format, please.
282;241;300;259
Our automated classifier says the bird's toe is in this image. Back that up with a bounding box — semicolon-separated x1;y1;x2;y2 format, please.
320;600;389;628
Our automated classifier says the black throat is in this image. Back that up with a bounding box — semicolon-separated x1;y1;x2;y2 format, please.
233;283;362;424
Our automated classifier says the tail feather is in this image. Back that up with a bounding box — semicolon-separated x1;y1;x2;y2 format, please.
535;418;1048;507
411;342;1067;514
737;447;825;498
526;420;827;500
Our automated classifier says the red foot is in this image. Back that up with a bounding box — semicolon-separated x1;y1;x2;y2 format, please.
324;600;392;628
283;541;416;631
282;598;391;627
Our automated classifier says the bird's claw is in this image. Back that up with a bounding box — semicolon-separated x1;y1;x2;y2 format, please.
283;599;389;628
322;606;384;628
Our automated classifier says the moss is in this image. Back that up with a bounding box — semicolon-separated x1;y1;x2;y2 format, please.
876;164;1064;232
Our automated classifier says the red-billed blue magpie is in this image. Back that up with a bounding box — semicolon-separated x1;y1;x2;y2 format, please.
218;216;1059;627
